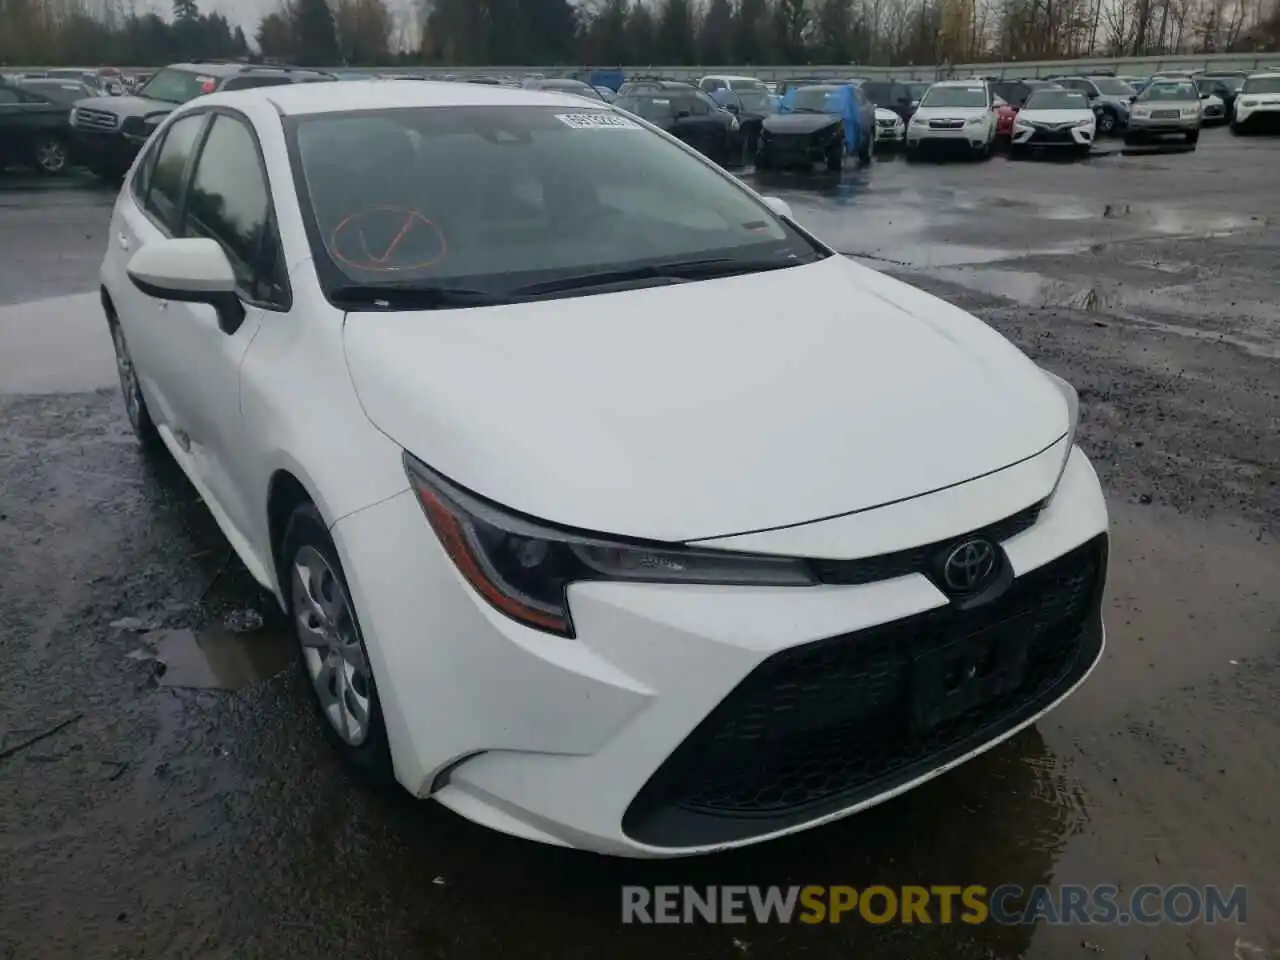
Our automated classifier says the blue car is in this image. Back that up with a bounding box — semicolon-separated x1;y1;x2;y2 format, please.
756;83;869;170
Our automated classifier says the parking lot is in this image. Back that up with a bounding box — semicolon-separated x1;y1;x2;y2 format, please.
1;126;1278;959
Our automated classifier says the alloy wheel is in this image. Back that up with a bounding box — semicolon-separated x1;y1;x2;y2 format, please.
1098;112;1115;134
291;545;372;747
35;137;67;174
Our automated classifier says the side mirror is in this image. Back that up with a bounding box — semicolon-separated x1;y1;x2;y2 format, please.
127;238;245;334
761;196;793;220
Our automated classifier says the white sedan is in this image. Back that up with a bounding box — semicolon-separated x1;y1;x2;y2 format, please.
1009;88;1097;158
101;80;1109;857
873;106;906;143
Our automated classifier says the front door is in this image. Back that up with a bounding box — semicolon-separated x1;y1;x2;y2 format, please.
162;109;289;543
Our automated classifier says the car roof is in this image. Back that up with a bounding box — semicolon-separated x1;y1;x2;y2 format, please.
931;79;988;87
703;75;760;83
248;80;617;116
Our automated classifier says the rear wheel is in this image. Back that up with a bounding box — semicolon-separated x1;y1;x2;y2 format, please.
108;318;162;452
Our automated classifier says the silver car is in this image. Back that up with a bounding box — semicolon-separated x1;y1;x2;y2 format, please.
1124;79;1203;147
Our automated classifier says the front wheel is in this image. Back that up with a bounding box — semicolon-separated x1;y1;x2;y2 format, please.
1185;129;1200;144
33;134;70;175
826;146;844;171
283;503;395;784
1230;121;1247;136
1096;110;1117;135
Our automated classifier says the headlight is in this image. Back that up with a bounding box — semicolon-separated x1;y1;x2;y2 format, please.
965;116;984;125
1040;368;1080;498
1132;107;1150;118
1182;106;1199;117
1015;119;1033;130
405;454;814;637
1241;98;1258;107
910;116;928;126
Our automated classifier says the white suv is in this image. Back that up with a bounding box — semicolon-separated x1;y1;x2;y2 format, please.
906;80;998;159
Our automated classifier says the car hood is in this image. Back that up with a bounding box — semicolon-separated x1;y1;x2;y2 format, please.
72;94;175;118
874;107;901;122
912;104;989;121
1242;91;1280;103
1020;108;1093;123
764;112;842;134
342;256;1068;542
1135;99;1197;110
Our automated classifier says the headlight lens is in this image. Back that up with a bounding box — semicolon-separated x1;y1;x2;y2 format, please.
1040;368;1080;498
1241;98;1257;107
965;116;984;125
405;454;814;637
1132;107;1150;117
910;115;928;126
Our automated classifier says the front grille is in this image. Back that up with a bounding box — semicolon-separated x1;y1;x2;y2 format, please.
929;119;965;129
1151;109;1181;119
623;535;1107;847
807;499;1042;586
877;117;898;127
1029;127;1076;143
74;108;120;131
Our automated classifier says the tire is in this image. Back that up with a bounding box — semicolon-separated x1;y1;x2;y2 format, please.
282;502;395;785
1185;129;1199;144
1230;121;1247;136
108;318;163;452
1123;133;1139;147
858;131;872;165
826;146;844;172
32;134;70;175
1078;143;1093;159
905;143;920;162
1008;144;1026;160
1096;109;1117;135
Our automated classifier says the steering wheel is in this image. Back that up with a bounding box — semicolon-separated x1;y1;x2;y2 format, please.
328;205;448;273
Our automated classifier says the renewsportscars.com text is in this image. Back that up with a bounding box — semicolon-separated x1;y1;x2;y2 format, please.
621;884;1247;926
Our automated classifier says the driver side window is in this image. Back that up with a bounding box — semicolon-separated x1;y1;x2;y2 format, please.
181;113;288;308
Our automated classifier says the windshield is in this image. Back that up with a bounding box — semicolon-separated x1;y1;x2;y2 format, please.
1138;80;1196;102
289;105;820;302
138;68;212;104
736;90;773;113
1090;77;1136;95
789;86;840;112
1243;76;1280;94
26;81;91;103
919;85;987;108
614;94;675;122
905;82;931;100
1024;90;1090;110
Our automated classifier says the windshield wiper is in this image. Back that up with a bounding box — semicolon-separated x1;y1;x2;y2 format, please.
509;256;815;298
329;283;514;310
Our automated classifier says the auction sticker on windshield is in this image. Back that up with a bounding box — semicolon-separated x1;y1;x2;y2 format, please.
556;113;641;130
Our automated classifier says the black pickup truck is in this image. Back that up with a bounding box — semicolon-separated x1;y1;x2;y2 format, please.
0;79;75;175
69;61;334;180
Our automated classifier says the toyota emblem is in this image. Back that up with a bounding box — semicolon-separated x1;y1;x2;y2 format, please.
941;538;997;593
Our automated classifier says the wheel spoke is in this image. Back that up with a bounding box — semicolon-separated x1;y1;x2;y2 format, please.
312;656;339;708
344;684;369;731
334;666;351;740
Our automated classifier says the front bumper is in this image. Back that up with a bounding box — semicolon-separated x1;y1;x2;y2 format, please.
1011;123;1094;148
756;131;841;166
1126;114;1199;137
332;445;1109;857
875;121;906;143
906;123;989;148
1234;104;1280;130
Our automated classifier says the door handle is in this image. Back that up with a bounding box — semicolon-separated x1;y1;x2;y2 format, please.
117;232;129;251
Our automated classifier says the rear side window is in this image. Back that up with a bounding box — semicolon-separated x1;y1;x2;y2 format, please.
143;113;206;231
182;113;287;306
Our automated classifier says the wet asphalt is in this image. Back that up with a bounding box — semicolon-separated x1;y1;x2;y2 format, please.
1;129;1278;959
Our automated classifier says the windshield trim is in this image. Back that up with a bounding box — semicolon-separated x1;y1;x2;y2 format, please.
282;105;831;309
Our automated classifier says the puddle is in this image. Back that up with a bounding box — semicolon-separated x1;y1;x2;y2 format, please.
0;293;116;394
150;626;294;691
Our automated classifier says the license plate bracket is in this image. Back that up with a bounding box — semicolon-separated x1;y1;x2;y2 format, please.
909;616;1031;731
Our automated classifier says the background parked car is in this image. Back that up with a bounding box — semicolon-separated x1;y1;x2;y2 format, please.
522;77;606;101
1054;75;1136;134
1196;75;1244;117
70;61;335;181
906;79;998;160
757;83;865;171
990;78;1062;109
710;86;775;157
992;95;1019;142
1231;72;1280;134
1009;88;1095;158
0;78;74;174
1124;78;1203;147
860;80;918;122
614;85;740;166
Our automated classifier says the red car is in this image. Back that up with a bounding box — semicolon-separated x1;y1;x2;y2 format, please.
994;97;1019;140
